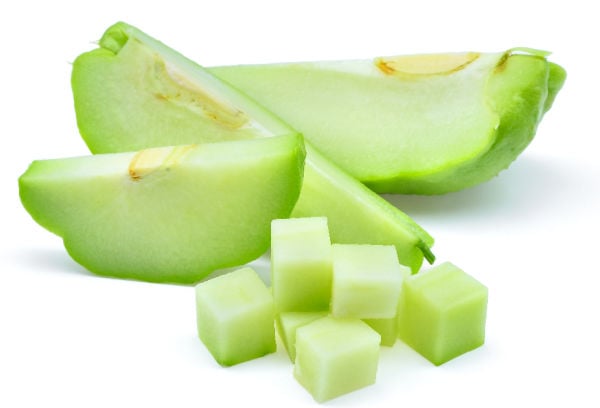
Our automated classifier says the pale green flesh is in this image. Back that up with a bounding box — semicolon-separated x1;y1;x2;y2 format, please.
195;267;276;366
211;51;565;194
330;244;406;319
71;22;434;271
397;262;488;365
276;311;327;361
19;135;305;284
271;217;333;312
294;317;380;402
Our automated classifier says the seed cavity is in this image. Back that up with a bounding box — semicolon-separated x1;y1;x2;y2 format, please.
129;145;196;181
150;54;250;129
375;52;480;78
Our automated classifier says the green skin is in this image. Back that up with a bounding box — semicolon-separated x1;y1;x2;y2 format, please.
19;135;305;284
210;51;566;195
71;22;434;272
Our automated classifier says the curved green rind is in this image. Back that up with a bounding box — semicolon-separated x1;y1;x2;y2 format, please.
71;22;434;271
99;22;130;53
544;62;567;113
19;135;305;284
367;54;555;194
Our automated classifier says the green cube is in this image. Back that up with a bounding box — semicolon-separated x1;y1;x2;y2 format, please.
276;311;328;361
397;262;488;365
195;267;276;366
331;244;406;319
271;217;332;311
294;316;380;402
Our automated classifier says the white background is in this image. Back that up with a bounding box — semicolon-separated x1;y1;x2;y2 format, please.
1;1;599;407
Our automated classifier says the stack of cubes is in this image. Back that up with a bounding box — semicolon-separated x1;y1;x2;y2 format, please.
272;217;408;401
194;216;488;402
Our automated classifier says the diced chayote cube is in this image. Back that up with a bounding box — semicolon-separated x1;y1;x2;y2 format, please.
195;267;276;366
294;316;380;402
331;244;407;319
363;264;411;346
397;262;488;365
271;217;332;311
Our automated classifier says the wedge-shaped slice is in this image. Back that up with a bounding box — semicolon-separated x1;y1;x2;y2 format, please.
71;22;434;272
195;267;276;366
211;49;566;194
19;135;305;284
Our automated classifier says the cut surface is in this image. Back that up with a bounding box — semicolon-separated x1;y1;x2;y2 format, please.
71;22;434;271
19;135;305;283
294;317;380;402
211;49;565;194
195;267;276;366
397;262;488;365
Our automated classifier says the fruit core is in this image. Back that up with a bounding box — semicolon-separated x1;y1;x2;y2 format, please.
150;53;251;130
374;52;480;77
129;145;196;181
